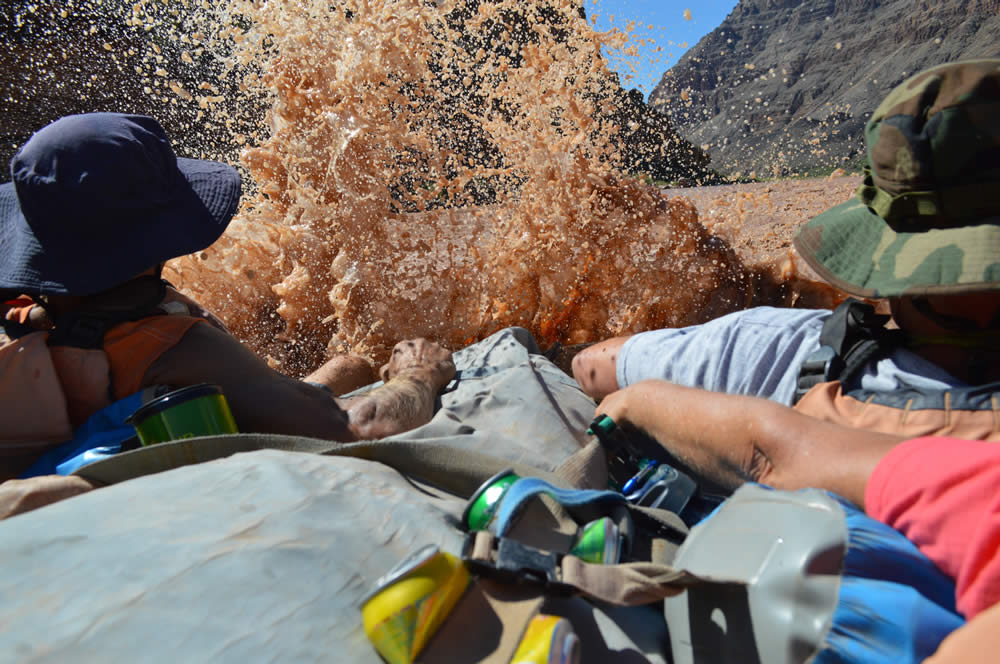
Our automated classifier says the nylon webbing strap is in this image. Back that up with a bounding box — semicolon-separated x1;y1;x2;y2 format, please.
493;478;627;538
630;503;689;545
559;557;695;605
552;439;609;490
73;433;565;498
465;531;698;607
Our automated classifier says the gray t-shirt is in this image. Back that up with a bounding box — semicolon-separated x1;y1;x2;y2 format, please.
616;307;965;405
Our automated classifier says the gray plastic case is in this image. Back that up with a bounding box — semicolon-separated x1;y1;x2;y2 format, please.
664;484;847;664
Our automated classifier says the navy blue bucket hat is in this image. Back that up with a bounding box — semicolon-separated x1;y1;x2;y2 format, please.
0;113;242;296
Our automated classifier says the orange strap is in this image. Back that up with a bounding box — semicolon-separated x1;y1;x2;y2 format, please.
5;303;37;325
103;316;204;400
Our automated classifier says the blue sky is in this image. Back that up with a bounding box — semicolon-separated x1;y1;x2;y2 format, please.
588;0;740;98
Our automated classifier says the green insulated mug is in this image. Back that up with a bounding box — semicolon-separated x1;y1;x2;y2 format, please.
462;469;520;532
570;518;621;564
128;383;238;446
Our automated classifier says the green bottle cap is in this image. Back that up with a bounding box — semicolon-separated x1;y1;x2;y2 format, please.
462;469;519;532
586;414;617;437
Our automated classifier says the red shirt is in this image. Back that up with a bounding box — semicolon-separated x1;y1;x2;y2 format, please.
866;436;1000;618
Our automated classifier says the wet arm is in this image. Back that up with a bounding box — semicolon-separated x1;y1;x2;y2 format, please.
146;324;454;442
341;337;456;440
145;323;357;440
571;335;631;401
595;380;902;506
339;367;442;440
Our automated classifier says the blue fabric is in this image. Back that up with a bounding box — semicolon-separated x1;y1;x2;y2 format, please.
821;578;964;664
816;494;964;664
493;477;626;537
20;391;144;477
616;306;966;405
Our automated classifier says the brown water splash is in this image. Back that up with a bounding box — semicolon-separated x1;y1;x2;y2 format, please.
140;0;797;372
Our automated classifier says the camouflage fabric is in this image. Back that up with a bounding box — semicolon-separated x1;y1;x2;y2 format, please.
794;59;1000;298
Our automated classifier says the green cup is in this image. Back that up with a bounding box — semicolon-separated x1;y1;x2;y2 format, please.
462;469;520;532
128;383;238;446
570;517;621;564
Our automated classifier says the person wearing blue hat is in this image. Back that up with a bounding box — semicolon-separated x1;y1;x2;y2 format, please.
0;113;455;512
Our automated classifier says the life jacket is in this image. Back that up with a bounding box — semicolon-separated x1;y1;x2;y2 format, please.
1;277;207;478
792;299;1000;441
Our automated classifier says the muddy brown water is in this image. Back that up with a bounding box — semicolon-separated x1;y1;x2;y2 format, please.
31;0;858;375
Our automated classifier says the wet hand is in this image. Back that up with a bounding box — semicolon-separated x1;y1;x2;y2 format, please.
594;383;648;432
0;475;96;520
306;354;376;395
594;381;761;491
380;338;456;390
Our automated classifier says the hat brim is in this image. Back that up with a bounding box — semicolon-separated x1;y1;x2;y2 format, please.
0;157;241;296
794;199;1000;298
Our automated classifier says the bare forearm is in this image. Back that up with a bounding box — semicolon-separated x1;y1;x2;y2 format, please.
597;380;903;505
604;380;766;490
751;394;902;506
148;325;451;442
339;369;440;440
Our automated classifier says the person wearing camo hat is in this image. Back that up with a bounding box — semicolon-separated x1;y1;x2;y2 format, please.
578;60;1000;664
573;58;1000;442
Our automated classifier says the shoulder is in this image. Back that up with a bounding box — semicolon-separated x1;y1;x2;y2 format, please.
618;307;832;401
621;307;829;357
710;306;832;331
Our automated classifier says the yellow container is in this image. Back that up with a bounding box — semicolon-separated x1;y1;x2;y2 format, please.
361;545;470;664
511;614;580;664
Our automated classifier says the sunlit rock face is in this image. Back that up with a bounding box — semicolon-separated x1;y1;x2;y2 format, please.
650;0;1000;179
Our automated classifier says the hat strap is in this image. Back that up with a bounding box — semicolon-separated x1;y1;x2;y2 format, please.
856;168;1000;228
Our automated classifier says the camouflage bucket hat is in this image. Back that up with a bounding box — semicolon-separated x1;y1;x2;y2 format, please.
794;59;1000;298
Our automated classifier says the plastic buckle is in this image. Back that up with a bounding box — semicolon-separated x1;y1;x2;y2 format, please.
462;533;574;594
799;345;837;380
634;466;697;515
793;345;839;403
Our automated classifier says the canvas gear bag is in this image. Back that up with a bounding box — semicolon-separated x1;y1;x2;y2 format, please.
0;327;964;663
2;327;674;663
